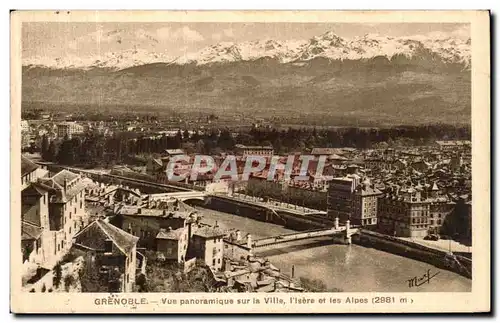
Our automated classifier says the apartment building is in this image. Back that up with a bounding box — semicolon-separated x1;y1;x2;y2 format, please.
56;122;84;139
327;174;361;222
191;226;225;270
377;187;430;238
73;219;139;292
235;144;274;158
352;179;383;227
36;170;88;265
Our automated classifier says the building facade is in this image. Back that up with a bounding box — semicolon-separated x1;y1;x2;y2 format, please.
72;219;139;292
377;188;430;238
352;181;382;227
36;170;88;265
235;144;274;158
156;226;190;263
56;122;84;139
327;174;360;222
191;226;225;270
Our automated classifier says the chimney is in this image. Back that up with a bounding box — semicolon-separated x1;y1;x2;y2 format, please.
235;230;242;241
214;220;219;228
159;228;166;233
64;178;68;191
167;227;172;232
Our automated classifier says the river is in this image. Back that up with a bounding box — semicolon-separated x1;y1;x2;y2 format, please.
196;207;472;292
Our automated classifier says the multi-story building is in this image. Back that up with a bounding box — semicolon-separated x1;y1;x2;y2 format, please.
22;183;50;264
327;174;361;222
36;170;88;265
435;140;471;151
21;119;30;132
427;183;455;233
109;206;198;250
56;122;84;139
21;157;43;190
72;219;139;292
156;226;190;263
191;226;225;270
352;179;383;227
21;167;87;267
235;144;274;158
377;187;430;238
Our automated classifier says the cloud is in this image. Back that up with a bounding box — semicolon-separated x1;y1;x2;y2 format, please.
223;28;234;38
211;28;234;42
212;33;222;41
450;25;470;39
155;26;204;43
412;25;470;42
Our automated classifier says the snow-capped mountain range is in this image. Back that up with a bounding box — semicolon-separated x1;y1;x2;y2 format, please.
23;31;471;70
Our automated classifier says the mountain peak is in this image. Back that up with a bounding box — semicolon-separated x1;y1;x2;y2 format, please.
23;30;471;70
317;30;342;41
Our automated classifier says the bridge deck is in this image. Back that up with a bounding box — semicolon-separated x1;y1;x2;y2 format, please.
253;227;348;248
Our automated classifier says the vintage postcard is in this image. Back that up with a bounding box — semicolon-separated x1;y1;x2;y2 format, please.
10;10;490;313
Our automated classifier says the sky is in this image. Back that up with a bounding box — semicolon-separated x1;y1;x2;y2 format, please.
22;22;470;61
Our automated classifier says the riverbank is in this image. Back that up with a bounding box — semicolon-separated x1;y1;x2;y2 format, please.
354;230;471;279
197;207;471;292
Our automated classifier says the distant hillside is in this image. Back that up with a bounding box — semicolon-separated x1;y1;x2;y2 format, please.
22;55;470;125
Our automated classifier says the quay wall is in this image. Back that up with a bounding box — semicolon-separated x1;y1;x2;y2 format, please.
205;196;326;231
354;230;472;279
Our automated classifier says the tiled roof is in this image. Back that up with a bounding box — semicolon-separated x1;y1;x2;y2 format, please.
52;170;79;187
194;226;226;239
165;149;186;155
156;227;186;240
74;219;138;255
21;157;39;176
22;182;48;198
311;148;342;155
22;221;43;240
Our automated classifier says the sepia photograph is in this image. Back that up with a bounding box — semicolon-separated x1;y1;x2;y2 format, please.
10;10;490;313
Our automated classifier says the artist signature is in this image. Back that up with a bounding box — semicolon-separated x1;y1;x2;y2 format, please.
406;269;440;288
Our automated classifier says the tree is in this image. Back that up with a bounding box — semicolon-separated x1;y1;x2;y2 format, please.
41;135;49;160
183;129;190;141
47;140;58;162
53;263;62;288
57;135;77;165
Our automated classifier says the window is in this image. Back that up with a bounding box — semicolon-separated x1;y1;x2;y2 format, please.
218;258;221;264
126;274;129;284
212;259;216;266
69;227;71;234
104;240;113;253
